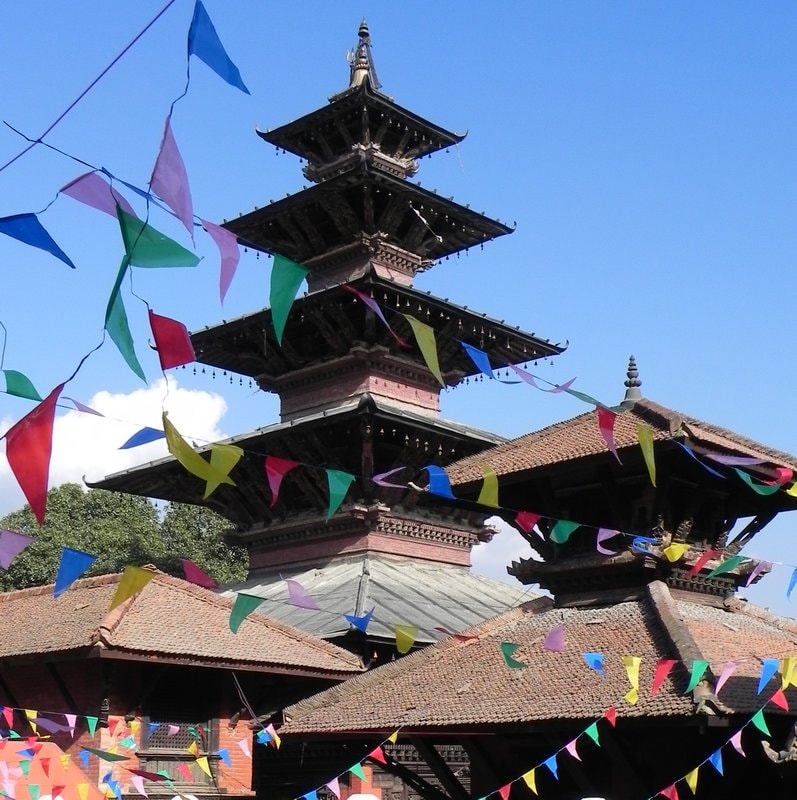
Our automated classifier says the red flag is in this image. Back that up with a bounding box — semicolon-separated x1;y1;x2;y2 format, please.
265;456;299;508
515;511;541;535
604;706;617;727
652;659;677;697
770;688;790;711
368;746;387;765
497;783;511;800
596;407;622;463
659;785;679;800
148;310;195;370
177;763;193;782
688;549;717;576
5;383;63;524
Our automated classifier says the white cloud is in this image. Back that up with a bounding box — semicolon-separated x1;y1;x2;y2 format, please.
0;377;229;516
470;516;537;585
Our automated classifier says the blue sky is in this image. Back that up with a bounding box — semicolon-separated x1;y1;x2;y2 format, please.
1;2;796;611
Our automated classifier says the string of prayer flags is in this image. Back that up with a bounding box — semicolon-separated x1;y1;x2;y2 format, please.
229;593;265;633
265;456;300;507
53;548;97;597
286;579;320;610
270;254;309;345
543;623;565;652
652;659;677;696
2;370;41;401
180;558;217;589
403;315;445;387
119;427;165;449
325;469;355;520
5;383;64;524
583;652;605;676
596;528;621;555
596;408;621;463
150;116;194;238
706;554;744;578
201;219;240;304
148;311;196;370
187;0;250;94
500;642;526;669
758;659;779;694
622;655;641;705
0;213;75;268
109;566;156;611
637;425;656;486
684;660;710;694
61;171;135;218
106;287;146;382
662;543;689;562
342;285;409;347
550;519;580;544
476;465;499;508
424;465;455;499
0;530;33;569
393;624;418;654
344;607;374;633
515;511;541;535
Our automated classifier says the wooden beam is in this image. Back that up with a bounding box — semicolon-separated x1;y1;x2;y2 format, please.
597;725;648;796
409;737;470;800
461;737;502;789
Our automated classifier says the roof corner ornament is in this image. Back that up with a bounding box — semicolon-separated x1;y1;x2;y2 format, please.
620;354;643;408
347;20;381;90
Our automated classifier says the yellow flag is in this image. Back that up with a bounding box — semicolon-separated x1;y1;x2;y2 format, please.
77;785;89;800
782;656;797;690
787;483;797;497
662;543;689;562
187;741;199;756
394;624;419;654
636;425;656;486
387;730;399;744
685;766;699;794
205;444;243;499
163;413;235;495
24;709;38;734
109;566;156;610
521;769;537;795
195;756;212;778
622;655;641;706
403;315;445;387
476;465;499;508
60;754;71;770
129;720;140;738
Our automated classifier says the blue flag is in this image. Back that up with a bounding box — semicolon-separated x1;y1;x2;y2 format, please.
344;607;375;633
583;652;605;676
0;213;75;268
188;1;250;93
120;427;166;449
758;658;780;693
53;548;98;597
543;754;558;779
459;341;494;379
425;465;455;499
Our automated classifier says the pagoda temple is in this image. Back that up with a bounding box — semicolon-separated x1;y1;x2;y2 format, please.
95;22;563;653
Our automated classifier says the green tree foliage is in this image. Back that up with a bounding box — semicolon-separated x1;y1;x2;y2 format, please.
0;484;247;591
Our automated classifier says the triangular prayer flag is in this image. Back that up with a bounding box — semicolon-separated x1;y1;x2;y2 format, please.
750;708;771;737
652;659;677;696
404;315;445;387
177;763;193;782
596;407;622;463
394;624;418;654
60;753;71;769
770;688;789;711
116;208;199;269
787;567;797;600
368;745;387;765
387;730;399;744
521;769;537;795
342;285;409;347
265;456;300;508
676;440;726;479
509;366;576;393
286;579;319;610
344;607;374;633
19;760;30;777
0;214;74;268
584;721;600;746
61;171;135;218
372;466;407;489
596;528;621;555
564;739;581;761
201;219;240;304
65;713;76;737
148;310;195;370
188;0;250;93
515;511;541;535
685;660;710;693
622;655;641;705
205;444;243;499
2;370;41;401
746;559;772;587
119;427;165;449
180;558;217;589
758;658;780;694
605;706;617;726
0;530;33;569
65;396;103;416
659;784;679;800
195;756;212;778
5;383;63;524
79;751;90;769
325;778;340;798
53;548;97;597
460;341;494;379
265;722;281;749
500;642;526;669
729;729;745;756
476;465;499;508
584;652;605;675
734;468;783;495
77;785;89;800
782;656;797;690
689;548;718;576
550;519;580;544
150;116;194;237
187;741;199;756
217;748;231;767
425;465;455;499
497;783;510;800
27;786;38;800
24;710;37;734
706;554;744;578
108;566;155;610
636;425;656;486
542;754;558;779
543;623;565;652
129;776;148;798
325;469;355;520
167;724;179;736
163;413;234;492
349;762;366;781
685;766;699;794
270;254;308;345
105;289;146;382
81;747;129;762
303;792;317;800
662;543;689;563
86;716;98;737
229;593;265;633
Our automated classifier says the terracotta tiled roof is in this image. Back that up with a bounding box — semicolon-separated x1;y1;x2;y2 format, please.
280;582;797;735
0;572;363;678
446;398;797;487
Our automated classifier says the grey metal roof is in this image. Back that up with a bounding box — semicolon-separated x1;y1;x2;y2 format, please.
220;554;534;643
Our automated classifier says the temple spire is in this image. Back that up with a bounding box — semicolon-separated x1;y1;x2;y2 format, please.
348;20;381;90
620;354;642;408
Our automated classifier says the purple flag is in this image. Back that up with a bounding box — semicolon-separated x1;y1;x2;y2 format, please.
543;623;565;652
150;116;194;237
596;528;621;555
53;548;97;597
0;530;33;569
188;0;250;93
119;427;166;449
60;172;135;217
285;579;320;610
342;285;409;347
372;467;407;489
745;560;772;587
703;452;765;466
64;397;104;416
201;219;240;304
508;365;576;393
676;441;726;479
0;213;74;268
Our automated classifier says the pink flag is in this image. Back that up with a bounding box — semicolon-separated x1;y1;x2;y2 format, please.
130;775;148;798
342;285;409;347
64;714;76;738
543;623;565;652
286;579;320;610
237;738;251;758
265;456;299;508
0;530;33;569
515;511;542;535
651;659;677;696
150;116;194;237
148;311;196;370
497;784;511;800
326;778;340;798
5;383;63;524
596;407;622;463
61;172;135;217
596;528;621;555
508;365;577;392
729;729;745;757
714;660;739;695
180;558;217;589
167;724;180;736
745;560;772;587
202;219;240;305
564;739;581;761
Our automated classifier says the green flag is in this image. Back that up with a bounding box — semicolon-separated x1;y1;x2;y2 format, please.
404;314;445;387
500;641;526;669
229;593;264;633
685;659;710;693
584;721;600;746
105;289;145;382
325;469;355;521
270;253;308;344
86;716;98;737
750;708;771;737
116;207;200;268
2;370;41;401
550;519;580;544
349;762;366;781
707;554;744;578
81;747;129;762
19;761;30;777
735;469;783;495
